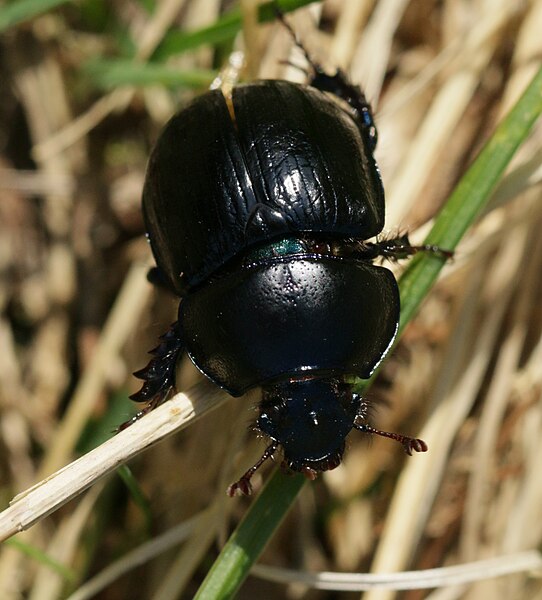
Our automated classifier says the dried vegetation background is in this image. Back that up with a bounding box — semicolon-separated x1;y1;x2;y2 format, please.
0;0;541;599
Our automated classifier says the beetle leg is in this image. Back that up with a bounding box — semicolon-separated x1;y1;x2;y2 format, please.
353;420;428;455
309;69;378;150
275;8;378;149
354;234;454;262
121;321;184;429
227;441;279;496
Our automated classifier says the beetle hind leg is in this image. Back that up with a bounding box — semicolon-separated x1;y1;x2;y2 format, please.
275;8;378;149
121;321;184;429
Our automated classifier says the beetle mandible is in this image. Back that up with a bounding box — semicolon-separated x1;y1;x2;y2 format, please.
129;19;452;496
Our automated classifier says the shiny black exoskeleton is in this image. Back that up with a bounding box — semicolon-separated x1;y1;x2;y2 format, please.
130;28;451;496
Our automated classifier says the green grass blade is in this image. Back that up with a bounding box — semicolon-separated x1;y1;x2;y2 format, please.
194;470;305;600
0;0;72;32
398;64;542;332
117;465;153;534
3;537;76;581
153;0;315;60
194;64;542;599
84;60;216;90
83;1;316;87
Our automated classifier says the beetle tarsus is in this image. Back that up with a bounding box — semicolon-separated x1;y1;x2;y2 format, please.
117;399;163;431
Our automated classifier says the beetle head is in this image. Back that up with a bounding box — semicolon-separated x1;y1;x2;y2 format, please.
226;378;428;496
257;378;359;474
228;378;360;496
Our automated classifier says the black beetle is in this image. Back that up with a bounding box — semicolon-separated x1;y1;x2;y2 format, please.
129;26;451;496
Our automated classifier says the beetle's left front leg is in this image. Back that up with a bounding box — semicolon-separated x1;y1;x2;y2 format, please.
355;233;453;262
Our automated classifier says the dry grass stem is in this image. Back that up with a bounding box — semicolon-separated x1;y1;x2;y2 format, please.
0;384;228;542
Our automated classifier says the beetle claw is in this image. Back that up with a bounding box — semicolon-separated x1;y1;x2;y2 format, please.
227;478;253;497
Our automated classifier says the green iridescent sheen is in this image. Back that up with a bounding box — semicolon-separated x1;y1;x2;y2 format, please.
247;236;306;261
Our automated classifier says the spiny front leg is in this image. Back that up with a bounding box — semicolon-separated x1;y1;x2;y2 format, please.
120;321;184;429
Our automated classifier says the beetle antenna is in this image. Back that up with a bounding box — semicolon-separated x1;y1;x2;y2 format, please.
353;420;428;455
274;5;321;74
227;442;279;496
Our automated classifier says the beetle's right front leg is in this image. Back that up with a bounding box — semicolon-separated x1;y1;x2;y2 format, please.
120;321;184;429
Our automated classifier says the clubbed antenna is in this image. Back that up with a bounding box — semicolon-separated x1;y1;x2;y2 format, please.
353;418;428;455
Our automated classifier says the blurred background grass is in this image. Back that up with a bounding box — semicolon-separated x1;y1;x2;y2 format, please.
0;1;541;599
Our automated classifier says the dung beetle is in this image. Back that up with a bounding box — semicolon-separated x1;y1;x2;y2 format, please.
129;23;452;496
